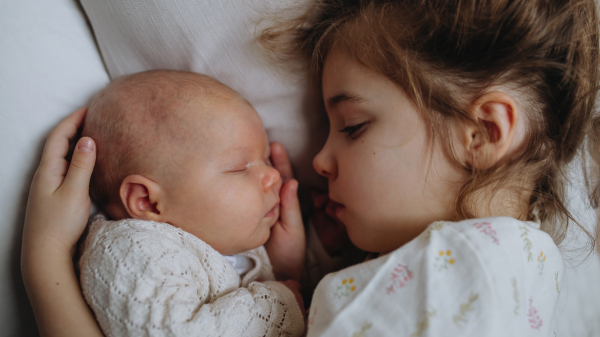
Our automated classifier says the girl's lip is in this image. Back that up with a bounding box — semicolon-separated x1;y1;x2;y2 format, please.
326;200;345;219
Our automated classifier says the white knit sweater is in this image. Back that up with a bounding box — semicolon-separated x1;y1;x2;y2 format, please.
78;216;305;337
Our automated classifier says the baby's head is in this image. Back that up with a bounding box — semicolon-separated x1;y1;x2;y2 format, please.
264;0;599;252
83;70;282;255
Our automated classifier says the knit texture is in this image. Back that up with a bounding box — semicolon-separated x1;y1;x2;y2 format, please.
79;216;304;337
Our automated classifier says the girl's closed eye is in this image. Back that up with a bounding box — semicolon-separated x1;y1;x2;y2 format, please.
339;122;369;139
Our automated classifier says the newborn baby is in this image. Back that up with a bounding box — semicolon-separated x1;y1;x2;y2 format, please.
78;70;305;337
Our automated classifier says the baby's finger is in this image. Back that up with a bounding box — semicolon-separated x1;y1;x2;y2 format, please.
270;142;294;183
280;179;302;231
61;137;96;195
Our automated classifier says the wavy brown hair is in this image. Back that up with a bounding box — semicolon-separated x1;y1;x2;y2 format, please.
261;0;600;251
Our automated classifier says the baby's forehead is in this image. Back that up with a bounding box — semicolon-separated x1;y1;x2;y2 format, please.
110;71;253;130
95;69;266;155
108;69;249;110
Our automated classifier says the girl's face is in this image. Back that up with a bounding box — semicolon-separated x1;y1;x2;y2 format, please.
314;48;466;253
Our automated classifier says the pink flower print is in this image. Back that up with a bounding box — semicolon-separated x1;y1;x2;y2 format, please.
473;222;499;245
386;264;414;295
527;297;543;329
307;307;317;332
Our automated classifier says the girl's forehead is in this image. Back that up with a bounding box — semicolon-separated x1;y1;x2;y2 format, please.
323;48;389;89
322;50;401;112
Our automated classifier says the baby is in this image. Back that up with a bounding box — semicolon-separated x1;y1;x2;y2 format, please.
78;70;305;337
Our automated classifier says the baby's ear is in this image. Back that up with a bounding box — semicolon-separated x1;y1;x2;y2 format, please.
119;175;165;221
461;92;521;170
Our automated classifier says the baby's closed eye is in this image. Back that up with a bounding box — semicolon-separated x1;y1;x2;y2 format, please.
225;163;248;173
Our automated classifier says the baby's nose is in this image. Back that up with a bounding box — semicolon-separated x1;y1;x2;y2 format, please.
262;165;281;192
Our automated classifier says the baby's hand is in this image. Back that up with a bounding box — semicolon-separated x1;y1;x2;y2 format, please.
311;189;349;256
278;280;305;316
264;143;306;282
22;108;96;260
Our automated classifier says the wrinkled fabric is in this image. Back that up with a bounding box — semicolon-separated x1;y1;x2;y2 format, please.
308;217;563;337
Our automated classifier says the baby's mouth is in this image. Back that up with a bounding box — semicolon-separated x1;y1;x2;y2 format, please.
264;202;279;218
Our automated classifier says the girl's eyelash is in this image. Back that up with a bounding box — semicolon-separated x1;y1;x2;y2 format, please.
339;122;368;139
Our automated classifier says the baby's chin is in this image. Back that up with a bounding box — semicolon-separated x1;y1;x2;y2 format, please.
253;219;278;249
227;222;274;254
258;223;274;246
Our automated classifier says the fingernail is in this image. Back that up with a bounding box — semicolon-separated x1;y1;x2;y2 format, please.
78;138;94;152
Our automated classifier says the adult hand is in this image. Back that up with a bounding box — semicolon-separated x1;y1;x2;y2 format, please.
264;142;306;282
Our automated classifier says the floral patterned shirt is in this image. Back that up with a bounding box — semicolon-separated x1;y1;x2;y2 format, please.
307;217;563;337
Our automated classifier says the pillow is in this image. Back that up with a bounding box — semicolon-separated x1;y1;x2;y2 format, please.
0;0;109;335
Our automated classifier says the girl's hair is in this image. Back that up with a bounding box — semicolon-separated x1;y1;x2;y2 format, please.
261;0;600;250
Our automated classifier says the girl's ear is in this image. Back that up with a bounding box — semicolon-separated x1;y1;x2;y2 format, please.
119;174;166;221
462;92;520;170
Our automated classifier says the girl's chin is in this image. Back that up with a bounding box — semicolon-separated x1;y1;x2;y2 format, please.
348;236;381;253
344;222;374;251
344;221;399;254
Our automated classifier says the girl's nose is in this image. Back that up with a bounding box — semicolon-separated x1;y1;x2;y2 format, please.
262;165;281;192
313;144;337;179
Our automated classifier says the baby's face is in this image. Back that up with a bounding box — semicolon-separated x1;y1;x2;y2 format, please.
163;98;282;255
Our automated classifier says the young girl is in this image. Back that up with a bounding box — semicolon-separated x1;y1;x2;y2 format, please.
22;0;599;336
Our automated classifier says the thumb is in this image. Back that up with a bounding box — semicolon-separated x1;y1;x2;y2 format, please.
280;179;302;231
62;137;96;194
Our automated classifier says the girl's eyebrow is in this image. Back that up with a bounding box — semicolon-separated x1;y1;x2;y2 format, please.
327;92;365;108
